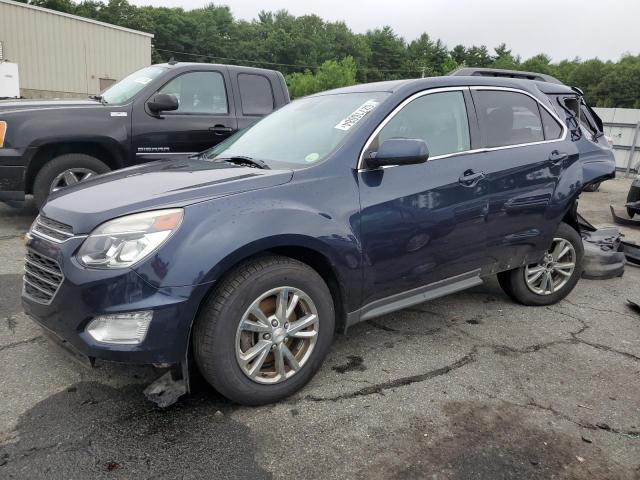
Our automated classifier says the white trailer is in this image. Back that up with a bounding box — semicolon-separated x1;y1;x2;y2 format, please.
0;61;20;99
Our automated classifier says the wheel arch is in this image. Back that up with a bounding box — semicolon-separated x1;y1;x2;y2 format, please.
192;239;350;335
561;198;580;233
25;139;124;193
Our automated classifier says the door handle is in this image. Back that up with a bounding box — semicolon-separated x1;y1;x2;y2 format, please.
210;125;233;135
459;170;486;187
548;150;568;164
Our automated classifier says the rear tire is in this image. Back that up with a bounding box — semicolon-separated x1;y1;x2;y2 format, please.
582;182;601;192
33;154;110;209
193;255;335;405
498;222;584;306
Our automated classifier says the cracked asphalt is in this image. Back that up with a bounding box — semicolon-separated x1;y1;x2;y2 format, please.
1;179;639;479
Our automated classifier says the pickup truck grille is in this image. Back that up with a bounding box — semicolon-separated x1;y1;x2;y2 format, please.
32;215;74;242
23;249;64;304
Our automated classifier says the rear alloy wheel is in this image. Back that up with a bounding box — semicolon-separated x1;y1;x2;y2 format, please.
524;238;576;295
193;255;334;405
498;222;583;306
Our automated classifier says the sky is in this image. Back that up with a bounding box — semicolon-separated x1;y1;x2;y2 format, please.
128;0;639;62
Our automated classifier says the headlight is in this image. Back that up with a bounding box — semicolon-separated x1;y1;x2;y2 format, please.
77;209;183;268
0;121;6;148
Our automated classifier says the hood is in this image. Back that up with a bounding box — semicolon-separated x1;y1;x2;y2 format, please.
41;157;293;233
0;98;103;114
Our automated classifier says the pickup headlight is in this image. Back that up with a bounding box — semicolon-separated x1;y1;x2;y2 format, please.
77;209;183;268
0;121;6;148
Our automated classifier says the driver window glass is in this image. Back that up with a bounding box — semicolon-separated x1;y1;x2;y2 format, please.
367;91;470;158
158;71;228;114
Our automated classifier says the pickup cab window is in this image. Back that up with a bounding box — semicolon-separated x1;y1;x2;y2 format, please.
238;74;274;115
158;71;228;115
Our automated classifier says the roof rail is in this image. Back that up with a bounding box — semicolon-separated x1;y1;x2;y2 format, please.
448;67;564;85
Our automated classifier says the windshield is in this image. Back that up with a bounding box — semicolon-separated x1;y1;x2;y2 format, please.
206;92;390;169
101;66;168;105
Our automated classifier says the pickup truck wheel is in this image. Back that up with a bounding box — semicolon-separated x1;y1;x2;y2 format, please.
193;255;335;405
497;222;584;306
33;154;110;209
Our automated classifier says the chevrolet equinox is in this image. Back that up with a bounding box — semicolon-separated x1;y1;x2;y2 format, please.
22;74;615;405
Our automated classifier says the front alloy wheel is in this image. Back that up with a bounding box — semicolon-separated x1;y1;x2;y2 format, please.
193;255;335;405
524;238;576;295
236;287;319;384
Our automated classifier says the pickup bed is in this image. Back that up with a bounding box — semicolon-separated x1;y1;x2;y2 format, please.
0;62;290;208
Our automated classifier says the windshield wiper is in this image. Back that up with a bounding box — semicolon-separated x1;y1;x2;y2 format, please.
215;156;270;170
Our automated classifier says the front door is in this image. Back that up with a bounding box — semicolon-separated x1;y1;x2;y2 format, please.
358;88;492;307
131;69;237;162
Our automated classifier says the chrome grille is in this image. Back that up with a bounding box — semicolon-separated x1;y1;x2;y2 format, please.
23;249;64;304
31;215;74;242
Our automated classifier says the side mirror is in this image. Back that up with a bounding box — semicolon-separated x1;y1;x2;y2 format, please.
366;138;429;169
147;93;179;114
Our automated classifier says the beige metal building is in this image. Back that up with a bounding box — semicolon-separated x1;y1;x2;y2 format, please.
0;0;153;98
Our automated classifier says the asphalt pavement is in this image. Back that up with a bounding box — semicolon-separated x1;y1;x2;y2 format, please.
0;180;638;479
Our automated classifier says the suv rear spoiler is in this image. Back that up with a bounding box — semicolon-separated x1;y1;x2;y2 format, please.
448;67;564;85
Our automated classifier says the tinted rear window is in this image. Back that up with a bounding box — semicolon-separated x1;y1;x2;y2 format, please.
474;90;544;148
238;74;275;115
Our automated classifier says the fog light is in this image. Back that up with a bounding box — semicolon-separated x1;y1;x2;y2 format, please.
86;311;152;345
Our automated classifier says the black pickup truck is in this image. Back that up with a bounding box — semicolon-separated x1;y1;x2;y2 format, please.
0;62;290;208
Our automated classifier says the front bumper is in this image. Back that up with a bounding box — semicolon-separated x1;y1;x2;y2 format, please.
21;233;211;365
0;148;27;201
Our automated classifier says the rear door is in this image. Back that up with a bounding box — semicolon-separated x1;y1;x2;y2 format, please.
470;87;571;270
131;68;237;162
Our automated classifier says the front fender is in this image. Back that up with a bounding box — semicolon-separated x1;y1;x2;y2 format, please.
133;183;362;309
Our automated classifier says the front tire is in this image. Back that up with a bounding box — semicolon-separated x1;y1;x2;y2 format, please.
33;154;110;209
193;255;335;405
498;222;584;306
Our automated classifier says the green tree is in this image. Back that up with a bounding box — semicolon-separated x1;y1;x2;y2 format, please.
19;0;640;107
286;56;356;98
364;27;407;81
520;53;554;75
450;44;467;65
465;45;492;67
492;43;519;69
406;33;449;76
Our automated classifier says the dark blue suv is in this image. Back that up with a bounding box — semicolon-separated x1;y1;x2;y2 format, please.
22;74;615;405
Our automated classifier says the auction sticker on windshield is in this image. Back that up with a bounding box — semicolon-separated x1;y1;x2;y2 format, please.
334;100;380;131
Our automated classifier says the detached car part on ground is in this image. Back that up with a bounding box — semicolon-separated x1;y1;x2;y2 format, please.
577;214;625;279
22;71;615;406
609;175;640;227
